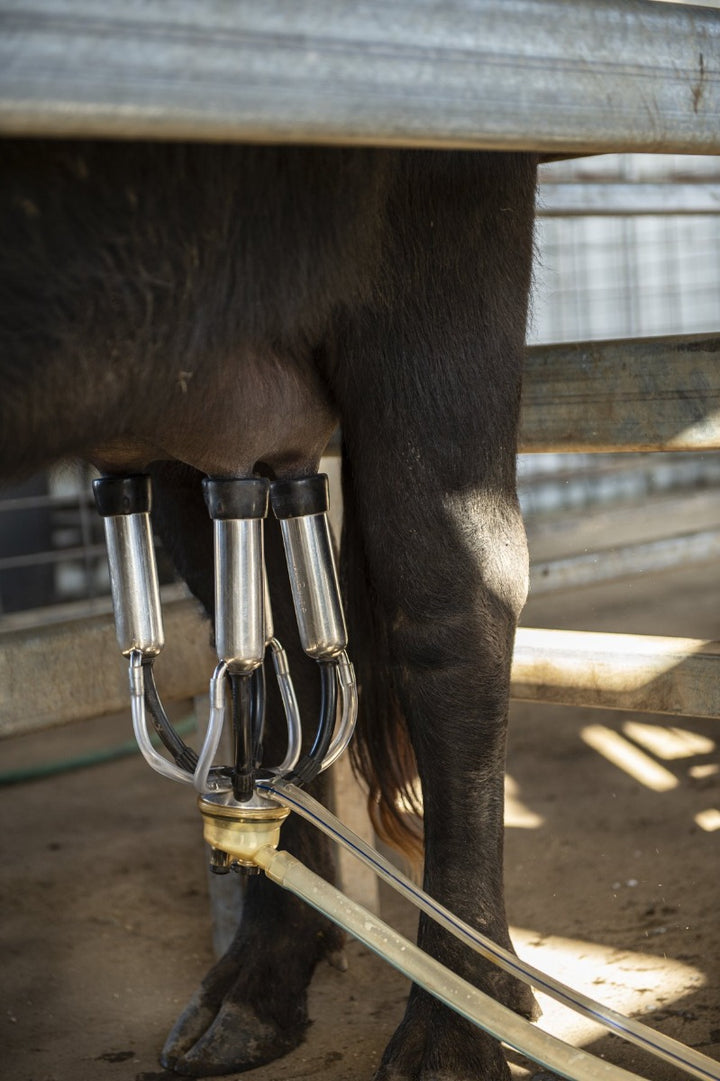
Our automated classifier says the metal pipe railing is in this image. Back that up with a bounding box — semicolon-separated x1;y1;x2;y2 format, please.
0;1;718;155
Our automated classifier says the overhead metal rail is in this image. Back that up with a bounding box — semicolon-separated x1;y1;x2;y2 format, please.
0;0;719;155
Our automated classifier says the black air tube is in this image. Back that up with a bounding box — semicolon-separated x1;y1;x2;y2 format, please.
250;663;266;769
143;661;198;774
288;661;338;786
230;672;255;801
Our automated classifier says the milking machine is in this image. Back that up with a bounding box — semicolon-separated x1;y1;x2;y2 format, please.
94;471;719;1081
93;471;356;864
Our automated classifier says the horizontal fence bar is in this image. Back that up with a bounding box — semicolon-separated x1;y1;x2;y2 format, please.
530;529;720;595
0;596;215;737
519;334;720;453
0;582;189;634
0;543;106;573
3;605;719;737
538;182;720;217
512;628;720;720
520;461;720;522
0;1;718;154
0;492;96;513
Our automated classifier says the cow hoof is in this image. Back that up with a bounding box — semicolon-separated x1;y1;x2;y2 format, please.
161;992;306;1076
161;998;303;1075
374;1008;511;1081
160;868;342;1076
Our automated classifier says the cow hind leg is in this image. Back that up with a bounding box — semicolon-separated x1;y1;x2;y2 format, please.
334;150;538;1080
149;464;342;1075
346;463;537;1081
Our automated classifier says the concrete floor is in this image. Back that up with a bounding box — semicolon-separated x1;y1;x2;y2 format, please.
1;555;719;1081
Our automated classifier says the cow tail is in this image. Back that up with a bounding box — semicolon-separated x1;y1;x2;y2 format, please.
339;447;424;866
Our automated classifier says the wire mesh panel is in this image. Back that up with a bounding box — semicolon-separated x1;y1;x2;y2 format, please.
534;213;720;344
521;153;720;518
533;155;720;344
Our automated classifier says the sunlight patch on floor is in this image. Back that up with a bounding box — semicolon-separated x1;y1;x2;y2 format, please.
694;808;720;832
509;926;705;1054
505;774;544;829
622;721;716;761
688;763;719;780
581;725;679;792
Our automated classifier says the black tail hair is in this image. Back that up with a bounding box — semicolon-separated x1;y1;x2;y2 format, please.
340;446;424;866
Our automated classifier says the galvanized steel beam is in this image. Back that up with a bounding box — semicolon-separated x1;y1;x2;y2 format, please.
512;628;720;720
0;1;718;154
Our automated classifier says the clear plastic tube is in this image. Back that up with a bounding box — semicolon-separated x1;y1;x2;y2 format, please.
268;638;302;773
257;779;720;1081
192;639;304;791
255;845;644;1081
193;661;230;793
320;651;358;772
129;653;193;785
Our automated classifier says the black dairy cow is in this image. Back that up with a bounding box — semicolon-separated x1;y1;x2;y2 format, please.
0;141;538;1080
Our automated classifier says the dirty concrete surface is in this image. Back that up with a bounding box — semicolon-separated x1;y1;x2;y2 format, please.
1;557;719;1081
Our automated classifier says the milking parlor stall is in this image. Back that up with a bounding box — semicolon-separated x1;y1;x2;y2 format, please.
1;3;720;1081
